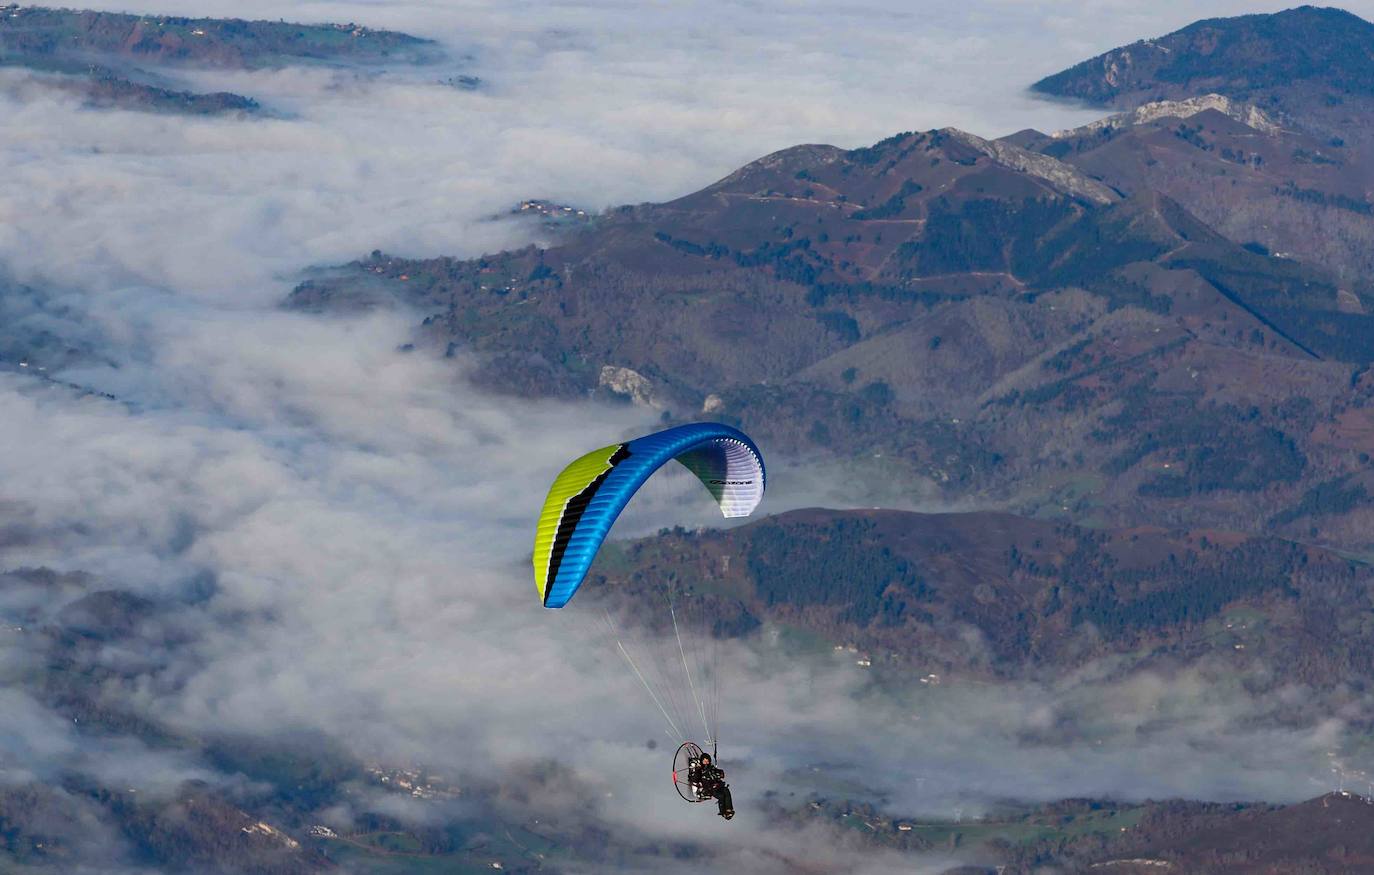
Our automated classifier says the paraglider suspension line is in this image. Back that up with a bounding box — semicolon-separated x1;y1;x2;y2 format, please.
609;621;684;741
669;595;712;745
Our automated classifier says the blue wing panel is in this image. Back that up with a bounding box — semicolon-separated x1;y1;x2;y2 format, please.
542;422;764;608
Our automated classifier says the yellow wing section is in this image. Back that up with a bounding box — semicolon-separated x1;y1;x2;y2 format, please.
532;443;625;601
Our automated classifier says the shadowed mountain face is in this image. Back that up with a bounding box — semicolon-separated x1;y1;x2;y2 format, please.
1112;793;1374;874
1031;6;1374;109
978;793;1374;874
1024;7;1374;286
295;123;1374;554
1011;101;1374;281
592;507;1374;692
1030;5;1374;165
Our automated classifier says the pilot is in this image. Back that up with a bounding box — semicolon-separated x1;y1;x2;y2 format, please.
691;753;734;820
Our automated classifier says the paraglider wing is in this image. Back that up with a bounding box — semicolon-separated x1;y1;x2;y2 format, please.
532;422;765;608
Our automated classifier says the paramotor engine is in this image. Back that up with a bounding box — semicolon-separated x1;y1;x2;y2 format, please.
673;741;709;803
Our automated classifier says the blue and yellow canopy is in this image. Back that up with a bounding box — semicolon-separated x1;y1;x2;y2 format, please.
533;422;766;607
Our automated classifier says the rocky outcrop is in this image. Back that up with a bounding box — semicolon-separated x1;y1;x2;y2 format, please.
599;365;659;408
941;128;1119;206
1053;94;1281;138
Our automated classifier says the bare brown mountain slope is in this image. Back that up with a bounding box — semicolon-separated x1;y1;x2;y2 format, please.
1011;99;1374;282
293;127;1374;553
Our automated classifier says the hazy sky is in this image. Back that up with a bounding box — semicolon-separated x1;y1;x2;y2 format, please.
3;1;1374;870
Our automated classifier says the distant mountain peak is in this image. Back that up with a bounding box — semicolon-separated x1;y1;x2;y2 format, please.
693;128;1117;209
1033;5;1374;108
698;143;846;194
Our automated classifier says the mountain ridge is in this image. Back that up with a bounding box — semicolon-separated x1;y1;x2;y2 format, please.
292;118;1374;554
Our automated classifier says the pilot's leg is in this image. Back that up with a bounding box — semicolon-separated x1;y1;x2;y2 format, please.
716;785;734;818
